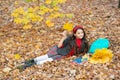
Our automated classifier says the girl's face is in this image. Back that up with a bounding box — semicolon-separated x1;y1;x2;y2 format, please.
74;29;84;39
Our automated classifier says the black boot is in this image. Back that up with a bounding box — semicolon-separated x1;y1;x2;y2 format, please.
24;59;35;64
17;60;36;71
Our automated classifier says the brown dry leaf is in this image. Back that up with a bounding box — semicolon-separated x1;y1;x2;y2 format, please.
75;74;81;79
3;67;12;73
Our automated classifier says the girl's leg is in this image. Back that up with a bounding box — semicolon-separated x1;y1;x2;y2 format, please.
36;55;62;65
34;54;49;62
34;45;58;62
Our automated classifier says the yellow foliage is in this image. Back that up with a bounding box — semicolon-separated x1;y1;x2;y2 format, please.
63;22;73;31
13;7;24;14
66;13;74;18
28;7;34;13
14;54;21;60
46;20;54;27
39;5;46;10
22;18;30;24
59;14;66;18
31;15;43;22
45;0;52;4
57;0;67;3
11;0;74;30
38;11;46;15
14;18;22;24
27;13;35;18
53;6;60;11
39;7;51;15
23;24;32;29
32;0;37;2
48;12;60;19
89;48;113;64
11;12;19;17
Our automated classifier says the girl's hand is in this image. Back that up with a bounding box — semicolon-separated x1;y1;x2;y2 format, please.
58;31;67;48
59;30;67;38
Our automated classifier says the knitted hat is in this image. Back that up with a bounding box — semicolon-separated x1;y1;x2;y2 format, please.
73;25;83;33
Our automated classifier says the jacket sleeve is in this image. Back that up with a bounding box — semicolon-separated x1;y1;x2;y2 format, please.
58;36;71;48
57;36;72;56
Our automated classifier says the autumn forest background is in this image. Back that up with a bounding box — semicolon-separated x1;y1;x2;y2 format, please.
0;0;120;80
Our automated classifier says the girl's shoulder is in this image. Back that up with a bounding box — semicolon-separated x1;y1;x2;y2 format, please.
65;36;73;41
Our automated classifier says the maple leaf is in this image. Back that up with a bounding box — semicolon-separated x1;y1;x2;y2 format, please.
46;20;54;27
14;54;21;59
63;22;73;31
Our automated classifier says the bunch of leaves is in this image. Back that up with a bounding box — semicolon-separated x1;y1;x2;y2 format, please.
89;48;113;64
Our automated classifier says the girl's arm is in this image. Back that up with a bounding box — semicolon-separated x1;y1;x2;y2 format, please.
58;31;67;48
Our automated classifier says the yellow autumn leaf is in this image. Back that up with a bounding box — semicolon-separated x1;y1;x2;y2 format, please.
57;0;67;3
45;0;52;4
22;18;30;25
46;20;54;27
14;54;21;59
14;18;22;24
34;6;39;11
32;0;37;2
39;5;46;10
66;13;74;18
31;15;43;22
14;1;18;5
59;13;66;18
51;0;58;7
38;7;50;15
11;12;19;17
63;22;73;31
23;24;32;29
43;8;50;13
53;6;60;11
28;7;34;13
38;11;46;15
48;12;60;19
13;7;24;14
27;13;35;18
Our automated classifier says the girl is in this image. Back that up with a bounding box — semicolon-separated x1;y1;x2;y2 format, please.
17;25;89;70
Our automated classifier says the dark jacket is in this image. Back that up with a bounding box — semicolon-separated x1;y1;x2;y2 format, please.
57;36;74;56
57;36;88;56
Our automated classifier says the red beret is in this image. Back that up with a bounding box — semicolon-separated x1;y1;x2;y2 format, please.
73;25;83;33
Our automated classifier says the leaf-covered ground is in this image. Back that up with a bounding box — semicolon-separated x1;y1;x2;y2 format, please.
0;0;120;80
